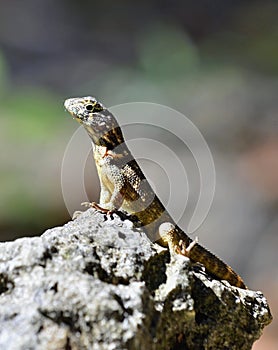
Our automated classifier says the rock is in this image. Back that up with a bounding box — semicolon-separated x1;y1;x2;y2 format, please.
0;209;272;350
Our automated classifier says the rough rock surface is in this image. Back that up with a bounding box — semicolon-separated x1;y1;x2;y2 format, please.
0;209;272;350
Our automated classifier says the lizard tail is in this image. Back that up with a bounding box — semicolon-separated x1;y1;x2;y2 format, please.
159;222;247;289
184;241;247;289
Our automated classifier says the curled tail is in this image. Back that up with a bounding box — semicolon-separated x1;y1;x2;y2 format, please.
159;222;247;289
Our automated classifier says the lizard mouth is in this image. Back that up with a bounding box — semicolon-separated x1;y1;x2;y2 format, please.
64;98;85;121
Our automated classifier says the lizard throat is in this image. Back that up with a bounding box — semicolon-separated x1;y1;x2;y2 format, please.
85;125;125;150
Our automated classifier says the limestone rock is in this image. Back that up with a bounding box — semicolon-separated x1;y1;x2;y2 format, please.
0;209;272;350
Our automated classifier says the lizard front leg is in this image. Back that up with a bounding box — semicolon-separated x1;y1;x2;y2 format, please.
83;176;113;213
83;163;126;214
81;178;112;213
99;180;112;207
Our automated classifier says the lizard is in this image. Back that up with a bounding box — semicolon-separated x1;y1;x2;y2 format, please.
64;96;247;289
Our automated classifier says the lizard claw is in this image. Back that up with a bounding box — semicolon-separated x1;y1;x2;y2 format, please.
72;210;83;220
186;236;199;252
81;201;93;208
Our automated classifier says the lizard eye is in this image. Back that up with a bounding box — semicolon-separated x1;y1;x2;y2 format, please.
86;104;94;111
93;103;103;111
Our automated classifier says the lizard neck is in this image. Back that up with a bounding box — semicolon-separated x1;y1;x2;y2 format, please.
82;111;125;150
96;126;125;150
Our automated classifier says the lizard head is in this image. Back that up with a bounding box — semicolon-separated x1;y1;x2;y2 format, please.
64;96;124;148
64;96;105;121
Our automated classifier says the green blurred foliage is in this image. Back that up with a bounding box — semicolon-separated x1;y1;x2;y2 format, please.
0;91;64;142
0;54;71;238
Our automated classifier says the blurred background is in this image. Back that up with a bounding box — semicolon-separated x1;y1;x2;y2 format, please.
0;0;277;348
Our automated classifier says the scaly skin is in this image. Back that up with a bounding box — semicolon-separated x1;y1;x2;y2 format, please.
64;96;247;289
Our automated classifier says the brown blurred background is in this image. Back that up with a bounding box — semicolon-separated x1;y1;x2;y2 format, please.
0;1;277;348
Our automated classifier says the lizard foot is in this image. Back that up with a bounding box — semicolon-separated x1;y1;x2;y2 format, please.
81;202;114;215
72;210;83;220
179;236;198;256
